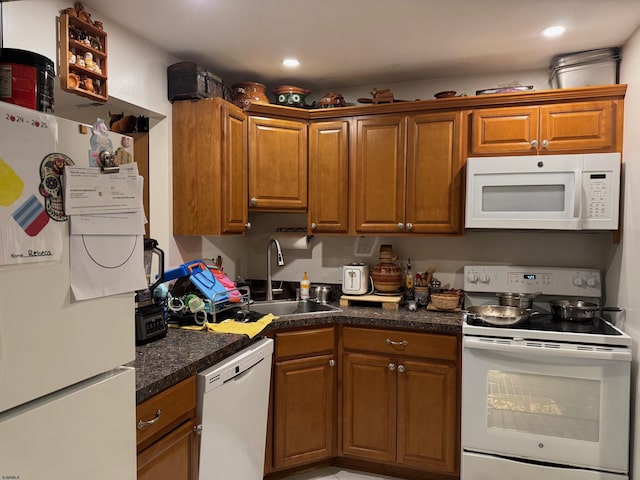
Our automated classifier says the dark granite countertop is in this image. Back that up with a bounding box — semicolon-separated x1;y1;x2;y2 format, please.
132;304;462;404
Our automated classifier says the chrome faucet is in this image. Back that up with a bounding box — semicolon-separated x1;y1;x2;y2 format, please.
266;238;285;301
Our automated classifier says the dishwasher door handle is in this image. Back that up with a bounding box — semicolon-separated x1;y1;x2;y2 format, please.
226;357;264;383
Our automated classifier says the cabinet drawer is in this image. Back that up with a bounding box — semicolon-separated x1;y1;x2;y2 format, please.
342;327;457;361
275;327;335;358
136;376;196;451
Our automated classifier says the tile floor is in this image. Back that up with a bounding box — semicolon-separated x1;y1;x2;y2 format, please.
278;466;405;480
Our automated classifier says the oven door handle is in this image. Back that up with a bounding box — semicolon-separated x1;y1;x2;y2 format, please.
463;336;631;361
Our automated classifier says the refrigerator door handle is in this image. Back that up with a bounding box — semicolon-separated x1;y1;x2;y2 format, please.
137;409;162;429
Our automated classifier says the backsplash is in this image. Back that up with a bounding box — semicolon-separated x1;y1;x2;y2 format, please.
191;213;611;292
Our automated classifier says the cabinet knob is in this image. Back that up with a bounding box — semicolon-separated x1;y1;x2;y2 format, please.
397;222;404;230
245;222;252;230
388;363;396;371
250;197;258;206
397;365;405;373
406;223;413;231
329;359;336;367
311;222;317;230
541;139;549;149
530;140;538;148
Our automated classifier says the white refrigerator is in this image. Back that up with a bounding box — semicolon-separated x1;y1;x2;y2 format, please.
0;102;138;479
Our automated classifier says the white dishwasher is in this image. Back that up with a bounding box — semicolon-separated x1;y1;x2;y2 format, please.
197;337;274;480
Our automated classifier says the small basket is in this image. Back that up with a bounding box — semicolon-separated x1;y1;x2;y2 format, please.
430;293;460;310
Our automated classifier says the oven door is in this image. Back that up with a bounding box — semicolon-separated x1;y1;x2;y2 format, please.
465;155;582;229
462;336;630;474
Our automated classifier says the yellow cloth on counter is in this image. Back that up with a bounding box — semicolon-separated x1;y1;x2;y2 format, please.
169;313;275;339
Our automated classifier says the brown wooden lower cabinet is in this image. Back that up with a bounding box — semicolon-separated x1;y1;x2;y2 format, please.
267;327;337;473
136;376;200;480
266;325;461;480
137;417;199;480
341;327;460;476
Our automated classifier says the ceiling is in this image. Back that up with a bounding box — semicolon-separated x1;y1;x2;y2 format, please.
80;0;640;93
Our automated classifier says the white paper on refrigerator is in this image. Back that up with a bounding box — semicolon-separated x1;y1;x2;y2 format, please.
63;164;142;215
0;103;64;265
70;233;147;301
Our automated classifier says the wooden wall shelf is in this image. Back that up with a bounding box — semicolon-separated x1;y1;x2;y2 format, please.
59;11;108;102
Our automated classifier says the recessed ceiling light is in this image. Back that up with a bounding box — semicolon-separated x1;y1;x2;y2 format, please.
282;58;300;68
541;25;566;38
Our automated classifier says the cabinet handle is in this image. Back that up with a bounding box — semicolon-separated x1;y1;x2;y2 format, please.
245;222;252;230
406;223;413;231
311;222;317;230
397;222;404;230
137;409;162;429
530;140;538;148
388;363;396;371
397;364;405;373
250;197;258;206
541;139;548;149
329;359;336;367
386;338;408;347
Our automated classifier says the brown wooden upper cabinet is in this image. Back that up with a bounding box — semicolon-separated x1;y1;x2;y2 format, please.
352;115;406;234
470;99;621;155
308;120;350;234
172;98;249;236
248;116;307;211
352;112;464;235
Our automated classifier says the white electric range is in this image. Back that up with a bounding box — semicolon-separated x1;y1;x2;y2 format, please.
461;265;631;480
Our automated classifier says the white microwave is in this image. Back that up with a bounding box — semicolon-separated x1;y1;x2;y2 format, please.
465;153;621;230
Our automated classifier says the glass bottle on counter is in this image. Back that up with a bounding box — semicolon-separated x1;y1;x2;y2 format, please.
404;258;414;300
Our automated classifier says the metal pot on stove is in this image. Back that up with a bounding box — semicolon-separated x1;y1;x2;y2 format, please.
549;299;599;321
496;291;540;309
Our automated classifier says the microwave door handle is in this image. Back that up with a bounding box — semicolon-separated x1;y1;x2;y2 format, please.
572;170;583;220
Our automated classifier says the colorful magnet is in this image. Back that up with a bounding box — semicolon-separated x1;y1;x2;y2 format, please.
38;153;74;221
12;194;49;237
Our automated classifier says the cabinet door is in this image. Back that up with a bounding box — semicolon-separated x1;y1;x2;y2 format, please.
397;360;458;474
137;418;199;480
308;120;350;233
342;352;396;462
273;354;336;469
352;116;406;233
172;98;248;236
248;116;307;210
406;111;464;234
470;106;539;155
540;100;618;153
220;102;249;233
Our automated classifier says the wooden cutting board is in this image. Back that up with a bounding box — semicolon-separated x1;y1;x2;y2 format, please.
340;294;402;310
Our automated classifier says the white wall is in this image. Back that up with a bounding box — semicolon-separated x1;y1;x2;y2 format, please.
607;25;640;479
2;0;178;264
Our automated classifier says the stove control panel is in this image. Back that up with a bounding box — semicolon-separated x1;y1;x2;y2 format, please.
464;265;601;297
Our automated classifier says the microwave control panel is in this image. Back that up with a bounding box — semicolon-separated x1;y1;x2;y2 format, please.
584;171;613;220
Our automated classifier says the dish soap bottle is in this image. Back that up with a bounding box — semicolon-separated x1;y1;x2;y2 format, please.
300;271;311;300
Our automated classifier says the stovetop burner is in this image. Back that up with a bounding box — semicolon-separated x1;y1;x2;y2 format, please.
465;313;623;336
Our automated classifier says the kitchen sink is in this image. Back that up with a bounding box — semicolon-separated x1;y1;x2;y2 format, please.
249;300;342;317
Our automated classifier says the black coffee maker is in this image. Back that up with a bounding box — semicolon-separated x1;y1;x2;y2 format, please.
135;238;167;344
